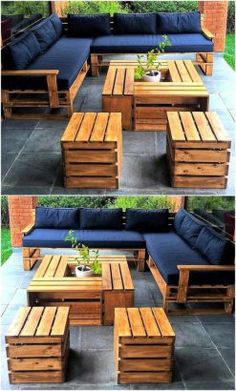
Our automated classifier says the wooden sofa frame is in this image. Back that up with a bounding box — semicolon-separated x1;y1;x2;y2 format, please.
90;27;214;77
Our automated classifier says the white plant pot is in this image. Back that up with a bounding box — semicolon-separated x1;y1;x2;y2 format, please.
75;265;93;278
143;71;161;83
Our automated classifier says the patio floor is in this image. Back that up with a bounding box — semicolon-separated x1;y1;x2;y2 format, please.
0;248;235;390
1;53;236;196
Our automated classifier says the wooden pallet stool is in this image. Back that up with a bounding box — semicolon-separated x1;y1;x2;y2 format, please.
6;306;70;384
61;112;122;189
114;307;175;384
167;111;231;188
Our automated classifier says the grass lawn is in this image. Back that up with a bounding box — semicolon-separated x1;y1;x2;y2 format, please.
224;33;235;69
1;228;12;266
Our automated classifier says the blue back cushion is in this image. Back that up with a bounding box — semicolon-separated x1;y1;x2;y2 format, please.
126;209;169;233
35;207;80;229
68;14;111;37
174;208;205;248
113;13;156;34
196;226;235;265
3;31;41;70
157;12;201;34
48;13;63;39
80;208;123;230
32;18;57;52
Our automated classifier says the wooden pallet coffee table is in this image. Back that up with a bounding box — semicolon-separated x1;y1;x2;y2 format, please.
27;254;134;326
102;59;209;131
167;111;231;188
114;307;175;384
61;112;122;189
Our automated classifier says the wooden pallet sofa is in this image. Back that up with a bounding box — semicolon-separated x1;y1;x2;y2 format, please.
2;11;214;119
87;11;214;76
1;13;90;119
22;206;235;314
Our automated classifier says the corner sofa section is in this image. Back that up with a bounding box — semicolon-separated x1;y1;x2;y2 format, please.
2;11;214;118
22;206;234;314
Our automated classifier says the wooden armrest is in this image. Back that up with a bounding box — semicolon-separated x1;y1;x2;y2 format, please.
201;27;214;40
22;223;35;236
177;265;234;272
2;70;59;76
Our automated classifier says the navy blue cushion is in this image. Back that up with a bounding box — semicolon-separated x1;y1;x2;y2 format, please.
145;231;234;286
91;33;212;54
31;17;57;52
91;34;163;53
165;33;213;53
196;226;235;265
23;229;145;249
126;209;169;233
3;31;41;70
68;13;111;37
80;208;123;230
35;207;79;229
48;13;63;39
174;209;205;248
113;13;156;35
157;12;201;34
2;37;92;90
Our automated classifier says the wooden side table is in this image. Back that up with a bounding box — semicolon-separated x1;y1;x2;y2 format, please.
61;112;122;189
167;111;231;188
6;306;70;384
114;307;175;384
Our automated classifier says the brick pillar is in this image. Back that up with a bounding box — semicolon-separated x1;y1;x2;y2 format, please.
50;1;69;16
199;0;228;52
8;196;38;247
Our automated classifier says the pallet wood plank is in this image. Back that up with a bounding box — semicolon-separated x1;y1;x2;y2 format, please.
55;256;68;278
6;307;31;338
152;308;175;338
90;112;109;142
20;307;45;337
205;112;230;143
139;308;161;337
76;112;97;142
102;66;117;95
51;307;70;336
124;68;134;95
105;112;121;142
192;111;216;141
120;262;134;290
167;112;185;141
36;307;57;337
45;255;61;277
113;68;125;95
111;263;123;290
184;60;202;83
61;113;84;142
34;255;53;278
115;308;131;337
127;308;146;337
179;112;201;141
102;263;112;290
175;60;192;82
168;61;181;82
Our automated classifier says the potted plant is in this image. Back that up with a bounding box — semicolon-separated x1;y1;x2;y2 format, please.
134;35;172;82
65;230;102;278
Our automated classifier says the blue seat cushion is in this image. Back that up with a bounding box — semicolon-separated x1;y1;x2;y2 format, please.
2;37;92;91
48;13;63;40
113;13;156;35
91;33;213;54
80;208;123;230
196;226;235;265
126;209;169;233
174;208;205;248
145;231;234;286
91;34;163;53
156;12;201;34
23;229;145;249
35;207;80;229
165;34;213;53
68;13;111;37
2;31;41;70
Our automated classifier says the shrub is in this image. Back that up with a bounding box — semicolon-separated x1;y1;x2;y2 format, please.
38;196;114;208
186;196;235;212
107;196;174;211
1;1;49;16
1;196;9;228
227;1;235;33
62;1;127;16
127;1;198;13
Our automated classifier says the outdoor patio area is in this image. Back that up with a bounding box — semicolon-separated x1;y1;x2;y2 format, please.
1;53;236;196
1;247;235;390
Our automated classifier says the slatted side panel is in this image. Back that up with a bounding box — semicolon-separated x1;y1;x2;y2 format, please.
115;308;175;384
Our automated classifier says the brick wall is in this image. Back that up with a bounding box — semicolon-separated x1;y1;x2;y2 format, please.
8;196;38;247
199;0;228;52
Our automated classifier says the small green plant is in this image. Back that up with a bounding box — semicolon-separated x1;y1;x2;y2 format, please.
134;35;171;80
65;230;102;275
